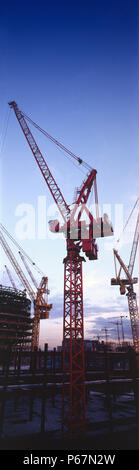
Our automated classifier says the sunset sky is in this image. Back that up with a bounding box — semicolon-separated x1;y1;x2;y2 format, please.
0;0;139;349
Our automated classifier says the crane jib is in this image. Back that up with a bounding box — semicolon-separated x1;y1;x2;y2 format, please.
9;101;70;223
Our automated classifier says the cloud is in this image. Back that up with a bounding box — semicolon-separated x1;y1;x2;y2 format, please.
49;294;63;318
84;302;128;316
44;282;133;347
84;314;132;342
39;291;133;348
50;293;129;323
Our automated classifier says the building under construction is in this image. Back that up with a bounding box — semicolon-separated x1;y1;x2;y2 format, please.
0;285;33;350
1;100;137;446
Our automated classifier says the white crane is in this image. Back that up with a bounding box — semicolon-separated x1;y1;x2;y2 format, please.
111;209;139;352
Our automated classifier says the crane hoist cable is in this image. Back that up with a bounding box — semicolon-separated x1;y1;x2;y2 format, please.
113;199;139;279
22;111;92;172
0;106;11;154
116;197;139;244
56;144;87;176
5;264;17;290
0;229;35;299
0;223;45;277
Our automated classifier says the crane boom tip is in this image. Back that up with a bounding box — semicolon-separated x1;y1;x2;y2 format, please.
8;101;17;108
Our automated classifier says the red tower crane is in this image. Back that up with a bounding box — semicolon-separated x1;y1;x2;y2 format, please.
9;101;113;436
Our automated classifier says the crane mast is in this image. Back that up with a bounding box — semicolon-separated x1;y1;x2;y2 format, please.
18;250;52;350
32;276;51;351
128;212;139;276
9;101;113;437
127;287;139;353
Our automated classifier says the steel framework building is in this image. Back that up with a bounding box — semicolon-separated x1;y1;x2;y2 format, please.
0;285;33;350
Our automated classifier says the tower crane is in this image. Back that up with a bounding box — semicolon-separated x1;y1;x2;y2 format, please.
111;211;139;352
18;250;51;349
0;227;52;350
0;229;35;298
9;100;113;436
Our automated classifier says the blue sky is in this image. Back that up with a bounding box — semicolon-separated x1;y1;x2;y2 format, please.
0;0;139;349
